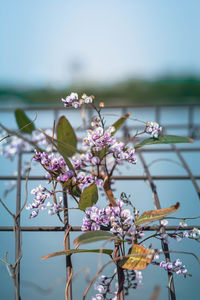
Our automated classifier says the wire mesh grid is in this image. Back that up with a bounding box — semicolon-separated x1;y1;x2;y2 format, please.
0;104;200;300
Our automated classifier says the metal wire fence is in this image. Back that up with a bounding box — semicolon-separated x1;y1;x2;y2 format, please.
0;103;200;300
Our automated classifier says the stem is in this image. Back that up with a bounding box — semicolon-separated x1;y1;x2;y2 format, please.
90;103;105;130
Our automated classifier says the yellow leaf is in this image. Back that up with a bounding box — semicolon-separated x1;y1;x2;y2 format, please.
119;244;155;270
135;202;180;226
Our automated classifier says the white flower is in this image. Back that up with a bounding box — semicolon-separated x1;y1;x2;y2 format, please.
108;126;115;133
58;196;63;204
48;209;54;215
26;204;32;210
70;92;78;100
154;253;159;260
179;221;188;227
72;101;80;109
161;219;168;226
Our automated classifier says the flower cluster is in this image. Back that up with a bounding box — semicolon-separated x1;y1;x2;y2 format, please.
160;259;188;275
92;270;143;300
71;152;101;169
26;185;51;218
111;142;136;164
177;226;200;240
33;151;74;181
70;125;136;190
33;150;105;193
134;270;143;287
81;200;136;241
0;129;54;160
92;274;117;300
83;126;116;151
145;121;162;138
83;125;136;165
74;171;104;189
162;223;200;243
1;135;31;159
62;92;93;109
47;197;64;216
125;270;143;291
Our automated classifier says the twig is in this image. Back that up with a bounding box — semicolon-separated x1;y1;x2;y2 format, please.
161;250;200;264
0;198;15;218
65;269;74;300
22;277;66;295
149;286;160;300
63;226;72;251
51;120;56;153
138;233;160;245
0;112;38;143
81;105;88;130
82;253;149;300
0;114;42;152
166;216;200;220
15;161;32;219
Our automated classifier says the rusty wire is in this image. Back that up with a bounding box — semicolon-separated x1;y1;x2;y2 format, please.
0;104;200;300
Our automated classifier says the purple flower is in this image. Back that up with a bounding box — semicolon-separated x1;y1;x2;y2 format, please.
27;184;56;218
166;262;173;271
95;178;104;187
48;209;55;216
104;206;112;216
179;221;188;228
160;258;188;275
161;233;169;244
81;201;135;241
112;206;120;216
182;268;187;274
135;270;143;282
82;94;93;104
30;210;38;218
26;204;32;210
160;219;168;227
91;223;101;231
174;259;182;267
145;121;162;138
160;261;167;268
183;231;189;238
121;209;131;219
66;170;74;178
62;92;93;109
72;101;81;109
62;92;78;107
91;156;100;165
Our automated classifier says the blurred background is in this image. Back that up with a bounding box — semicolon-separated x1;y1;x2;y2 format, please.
1;1;200;300
0;0;200;106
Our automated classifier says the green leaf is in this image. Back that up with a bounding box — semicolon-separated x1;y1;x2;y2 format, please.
15;109;35;134
41;248;113;259
135;202;180;226
135;135;194;149
38;128;77;172
38;128;79;153
78;184;98;211
56;116;77;157
74;230;120;245
72;185;82;198
56;146;75;172
111;112;131;135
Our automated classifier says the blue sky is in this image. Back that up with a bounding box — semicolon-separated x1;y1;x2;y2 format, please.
0;0;200;87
